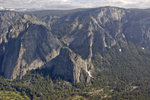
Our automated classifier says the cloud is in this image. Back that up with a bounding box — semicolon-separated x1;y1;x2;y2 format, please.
0;0;149;9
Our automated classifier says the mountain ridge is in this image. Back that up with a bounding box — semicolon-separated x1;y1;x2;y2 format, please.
0;6;150;83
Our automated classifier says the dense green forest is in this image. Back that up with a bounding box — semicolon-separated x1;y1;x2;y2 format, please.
0;71;150;100
0;43;150;100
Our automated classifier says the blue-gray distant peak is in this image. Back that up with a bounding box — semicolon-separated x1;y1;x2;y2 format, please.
0;0;150;10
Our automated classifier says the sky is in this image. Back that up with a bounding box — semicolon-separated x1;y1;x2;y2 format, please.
0;0;150;10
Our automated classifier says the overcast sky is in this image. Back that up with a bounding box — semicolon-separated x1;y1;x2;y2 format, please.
0;0;150;10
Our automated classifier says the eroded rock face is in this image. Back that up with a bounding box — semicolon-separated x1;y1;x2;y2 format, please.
0;14;61;79
44;47;91;83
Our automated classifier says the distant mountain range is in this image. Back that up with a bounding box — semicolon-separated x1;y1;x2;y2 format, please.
0;7;46;12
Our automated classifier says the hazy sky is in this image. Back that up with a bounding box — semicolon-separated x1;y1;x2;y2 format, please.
0;0;150;9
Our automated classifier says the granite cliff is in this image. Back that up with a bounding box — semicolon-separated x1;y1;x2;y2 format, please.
0;7;150;83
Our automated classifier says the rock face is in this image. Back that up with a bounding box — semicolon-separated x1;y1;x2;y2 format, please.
0;12;61;79
0;7;150;82
0;23;61;79
44;47;91;83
